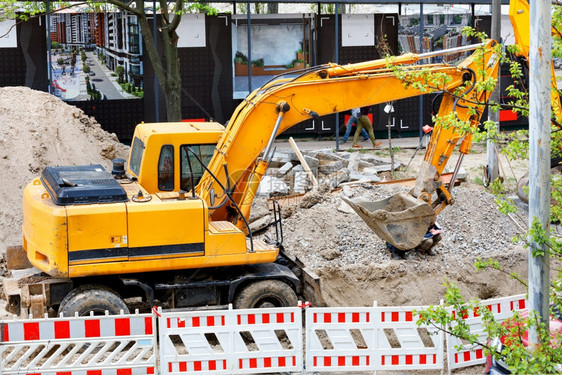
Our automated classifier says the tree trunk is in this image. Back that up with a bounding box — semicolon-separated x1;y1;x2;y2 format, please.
164;40;183;121
132;0;184;122
161;18;182;121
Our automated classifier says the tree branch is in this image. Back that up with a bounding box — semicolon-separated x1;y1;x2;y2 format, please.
106;0;143;17
134;0;167;91
159;0;169;26
0;2;89;39
167;0;184;34
423;318;500;355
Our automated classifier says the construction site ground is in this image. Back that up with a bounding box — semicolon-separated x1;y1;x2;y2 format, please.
0;86;543;374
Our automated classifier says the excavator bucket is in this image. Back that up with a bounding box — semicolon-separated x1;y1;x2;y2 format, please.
342;192;436;250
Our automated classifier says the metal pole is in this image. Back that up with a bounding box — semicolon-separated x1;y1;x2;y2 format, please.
528;0;551;349
335;2;340;149
418;2;424;140
46;0;52;94
247;2;252;93
485;0;501;184
153;0;159;121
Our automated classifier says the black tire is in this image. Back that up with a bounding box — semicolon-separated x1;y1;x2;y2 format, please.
58;284;129;317
233;280;298;309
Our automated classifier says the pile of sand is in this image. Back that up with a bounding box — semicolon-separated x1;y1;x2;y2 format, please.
0;87;129;249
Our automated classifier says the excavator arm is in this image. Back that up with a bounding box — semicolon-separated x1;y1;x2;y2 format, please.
196;40;500;249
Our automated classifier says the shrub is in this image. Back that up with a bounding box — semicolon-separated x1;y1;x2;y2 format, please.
234;51;248;64
251;58;264;67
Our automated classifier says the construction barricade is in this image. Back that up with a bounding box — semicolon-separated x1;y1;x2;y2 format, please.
158;306;303;375
445;294;527;370
305;305;444;372
0;311;157;375
305;307;375;372
0;294;531;374
375;305;443;371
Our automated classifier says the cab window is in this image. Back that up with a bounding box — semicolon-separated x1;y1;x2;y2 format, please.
129;137;145;176
180;144;215;191
158;145;174;191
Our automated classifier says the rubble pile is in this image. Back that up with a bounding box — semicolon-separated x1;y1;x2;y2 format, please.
276;185;523;268
261;149;402;195
249;148;402;231
252;167;530;307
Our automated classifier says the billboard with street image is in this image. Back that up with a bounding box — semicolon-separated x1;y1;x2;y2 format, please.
48;11;143;101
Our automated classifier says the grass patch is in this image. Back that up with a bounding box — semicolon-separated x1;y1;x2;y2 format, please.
473;176;484;186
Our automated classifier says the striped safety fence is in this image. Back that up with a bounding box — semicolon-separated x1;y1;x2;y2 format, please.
375;305;443;371
0;311;157;375
306;307;374;372
445;294;527;370
0;294;531;374
305;305;443;372
158;306;303;375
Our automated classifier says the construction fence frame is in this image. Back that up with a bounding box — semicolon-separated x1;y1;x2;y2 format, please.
0;294;528;375
0;310;157;375
445;294;527;371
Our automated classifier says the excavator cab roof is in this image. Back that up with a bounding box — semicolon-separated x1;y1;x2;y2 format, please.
134;121;225;137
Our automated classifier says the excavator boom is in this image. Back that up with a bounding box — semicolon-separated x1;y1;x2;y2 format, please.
197;40;499;249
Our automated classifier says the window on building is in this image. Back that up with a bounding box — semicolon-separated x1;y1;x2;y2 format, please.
128;19;140;54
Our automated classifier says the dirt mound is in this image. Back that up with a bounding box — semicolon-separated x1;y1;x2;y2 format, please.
266;184;529;307
0;87;129;249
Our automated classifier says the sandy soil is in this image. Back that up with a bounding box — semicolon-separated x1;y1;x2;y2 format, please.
0;87;129;249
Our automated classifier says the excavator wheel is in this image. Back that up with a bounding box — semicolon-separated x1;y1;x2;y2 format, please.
58;284;129;317
233;280;298;309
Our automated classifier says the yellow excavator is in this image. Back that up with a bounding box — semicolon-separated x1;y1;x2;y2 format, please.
4;39;499;318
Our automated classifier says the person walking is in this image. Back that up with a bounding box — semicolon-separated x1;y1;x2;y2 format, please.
342;107;369;144
352;106;381;148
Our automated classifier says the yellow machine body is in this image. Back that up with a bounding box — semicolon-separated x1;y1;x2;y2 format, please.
22;122;277;278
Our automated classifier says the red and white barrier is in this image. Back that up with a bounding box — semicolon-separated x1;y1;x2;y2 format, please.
305;306;444;372
0;312;157;375
0;294;531;374
375;305;443;371
446;294;527;370
306;307;375;372
159;306;303;375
